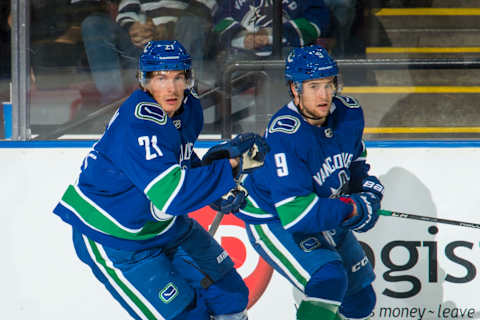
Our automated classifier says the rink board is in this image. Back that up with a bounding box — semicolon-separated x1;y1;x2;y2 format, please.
2;141;480;320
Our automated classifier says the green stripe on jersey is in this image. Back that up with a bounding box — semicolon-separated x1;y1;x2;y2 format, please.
291;18;320;44
213;18;236;33
87;238;160;320
276;193;317;229
253;225;308;288
297;300;338;320
145;165;184;212
62;185;175;240
240;197;274;218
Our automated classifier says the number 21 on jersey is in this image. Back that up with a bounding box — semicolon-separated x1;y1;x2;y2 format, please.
138;135;163;160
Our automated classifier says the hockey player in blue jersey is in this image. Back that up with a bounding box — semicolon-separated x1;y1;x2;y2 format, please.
235;45;384;320
53;40;269;320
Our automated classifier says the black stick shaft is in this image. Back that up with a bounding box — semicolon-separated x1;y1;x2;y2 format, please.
379;209;480;229
208;212;224;236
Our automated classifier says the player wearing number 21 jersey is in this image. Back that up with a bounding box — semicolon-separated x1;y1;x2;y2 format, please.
52;40;263;320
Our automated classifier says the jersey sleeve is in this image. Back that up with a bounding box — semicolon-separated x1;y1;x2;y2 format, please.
282;0;330;46
335;95;374;193
112;101;235;216
212;1;245;49
349;140;373;192
265;124;353;234
116;0;141;29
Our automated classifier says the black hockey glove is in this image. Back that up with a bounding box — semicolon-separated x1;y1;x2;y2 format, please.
210;184;248;214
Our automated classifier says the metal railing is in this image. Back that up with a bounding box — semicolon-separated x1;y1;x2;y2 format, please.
9;0;480;140
218;58;480;138
11;0;30;140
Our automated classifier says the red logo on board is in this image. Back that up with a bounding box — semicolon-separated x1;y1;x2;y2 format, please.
189;207;273;308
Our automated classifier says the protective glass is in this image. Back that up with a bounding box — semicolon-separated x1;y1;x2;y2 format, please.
302;79;336;94
146;71;188;89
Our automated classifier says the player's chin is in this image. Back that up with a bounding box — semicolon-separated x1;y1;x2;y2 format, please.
314;107;329;116
317;105;330;113
162;100;181;113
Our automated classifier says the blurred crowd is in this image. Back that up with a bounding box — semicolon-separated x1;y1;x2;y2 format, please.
1;0;387;105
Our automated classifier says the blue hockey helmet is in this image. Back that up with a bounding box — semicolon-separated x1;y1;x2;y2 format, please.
285;45;338;84
139;40;192;72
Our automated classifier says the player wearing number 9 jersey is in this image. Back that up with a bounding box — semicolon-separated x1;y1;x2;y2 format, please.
52;40;254;320
235;45;384;320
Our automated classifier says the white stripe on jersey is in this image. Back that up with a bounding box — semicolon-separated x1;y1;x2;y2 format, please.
249;224;311;290
82;235;165;320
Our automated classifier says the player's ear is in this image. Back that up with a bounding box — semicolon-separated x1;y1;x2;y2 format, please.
290;82;298;98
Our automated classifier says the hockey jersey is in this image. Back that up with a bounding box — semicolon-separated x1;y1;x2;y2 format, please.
116;0;214;29
213;0;330;50
236;96;372;234
53;89;235;250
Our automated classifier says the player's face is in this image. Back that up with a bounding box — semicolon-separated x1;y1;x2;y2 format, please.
147;70;187;117
293;76;336;125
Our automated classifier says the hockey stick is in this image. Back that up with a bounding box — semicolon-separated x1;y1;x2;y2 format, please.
208;173;247;236
379;209;480;229
209;210;225;236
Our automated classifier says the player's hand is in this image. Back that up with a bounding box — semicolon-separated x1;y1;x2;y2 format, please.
361;175;384;201
203;133;269;178
244;30;270;50
202;133;269;165
210;184;248;214
129;21;154;48
341;192;380;233
239;135;269;173
244;33;256;50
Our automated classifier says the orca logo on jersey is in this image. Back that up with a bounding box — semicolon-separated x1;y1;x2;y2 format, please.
159;282;179;303
336;95;360;109
268;115;300;134
189;207;273;309
135;102;168;125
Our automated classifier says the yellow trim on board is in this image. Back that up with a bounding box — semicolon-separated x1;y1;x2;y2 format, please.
364;127;480;134
366;47;480;54
342;86;480;94
375;8;480;16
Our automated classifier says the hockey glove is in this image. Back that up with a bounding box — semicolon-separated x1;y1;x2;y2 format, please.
240;135;270;172
202;133;270;177
202;133;268;163
341;192;380;233
210;184;248;214
361;175;384;201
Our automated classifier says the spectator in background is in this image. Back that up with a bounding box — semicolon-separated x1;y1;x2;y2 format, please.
116;0;216;82
211;0;331;92
212;0;330;57
76;0;143;103
30;0;85;77
29;0;135;103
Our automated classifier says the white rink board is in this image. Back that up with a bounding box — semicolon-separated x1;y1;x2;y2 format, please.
2;145;480;320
